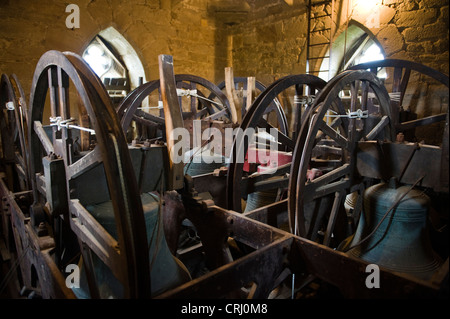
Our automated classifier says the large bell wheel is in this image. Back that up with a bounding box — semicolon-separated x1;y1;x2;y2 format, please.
28;50;151;298
117;79;162;139
0;74;29;191
226;74;327;213
9;74;30;185
117;74;232;143
288;70;395;246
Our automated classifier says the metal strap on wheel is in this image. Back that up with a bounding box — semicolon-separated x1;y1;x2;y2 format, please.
49;116;96;134
294;95;316;105
138;100;164;110
176;88;224;108
367;91;401;102
325;109;369;119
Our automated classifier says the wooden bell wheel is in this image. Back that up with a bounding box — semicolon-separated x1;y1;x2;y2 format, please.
226;74;327;213
0;74;30;191
287;70;395;246
117;74;232;142
28;50;151;298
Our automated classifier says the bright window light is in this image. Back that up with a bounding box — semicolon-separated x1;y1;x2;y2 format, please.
358;43;384;64
83;43;112;78
358;43;386;78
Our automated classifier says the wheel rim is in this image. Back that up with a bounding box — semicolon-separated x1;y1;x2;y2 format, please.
118;74;232;141
0;74;30;191
28;50;151;298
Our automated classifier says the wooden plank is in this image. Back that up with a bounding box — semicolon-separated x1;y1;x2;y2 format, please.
0;238;11;261
34;121;54;155
396;113;447;132
67;147;101;179
356;141;443;190
158;54;185;190
69;199;123;281
293;236;442;298
258;118;296;150
245;76;256;117
224;67;239;124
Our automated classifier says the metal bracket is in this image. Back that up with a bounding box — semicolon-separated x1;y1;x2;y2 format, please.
49;116;96;134
326;109;369;119
5;101;15;110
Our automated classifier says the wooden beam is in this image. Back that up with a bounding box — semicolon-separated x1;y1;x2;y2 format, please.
158;54;185;190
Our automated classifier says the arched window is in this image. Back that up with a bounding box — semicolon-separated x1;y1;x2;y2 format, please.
319;22;385;80
83;37;115;79
82;27;146;106
338;32;385;76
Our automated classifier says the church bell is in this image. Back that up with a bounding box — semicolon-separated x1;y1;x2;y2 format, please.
344;182;442;281
184;147;228;177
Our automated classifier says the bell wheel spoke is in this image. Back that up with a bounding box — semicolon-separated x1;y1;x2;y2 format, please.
33;120;55;155
317;119;350;151
67;147;101;179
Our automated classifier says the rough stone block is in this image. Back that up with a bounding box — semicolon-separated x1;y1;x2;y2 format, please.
395;8;438;28
376;24;405;54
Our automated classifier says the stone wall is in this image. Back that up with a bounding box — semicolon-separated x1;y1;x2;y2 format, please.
354;0;449;73
0;0;228;95
228;0;449;82
226;0;309;85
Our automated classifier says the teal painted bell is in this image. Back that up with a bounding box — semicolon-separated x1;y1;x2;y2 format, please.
345;182;442;281
73;192;191;298
184;147;228;176
244;189;278;213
